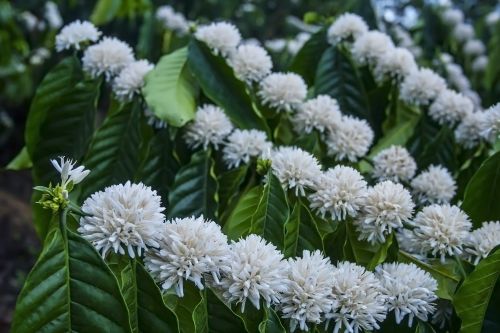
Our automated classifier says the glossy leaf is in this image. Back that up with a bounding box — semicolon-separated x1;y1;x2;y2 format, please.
187;39;268;132
454;248;500;333
25;57;99;186
218;165;249;217
80;101;143;201
91;0;122;25
315;46;372;126
6;146;32;170
168;150;218;220
164;283;207;333
288;28;328;85
12;224;131;333
251;172;289;249
462;151;500;227
224;186;263;240
136;128;180;202
142;47;198;127
283;201;323;257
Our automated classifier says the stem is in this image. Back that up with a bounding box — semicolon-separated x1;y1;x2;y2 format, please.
59;208;69;239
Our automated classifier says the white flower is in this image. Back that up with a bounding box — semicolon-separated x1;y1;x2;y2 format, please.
400;68;447;105
229;44;272;83
351;31;395;66
452;23;475;43
144;216;230;297
82;37;135;81
372;145;417;182
270;146;322;196
480;103;500;143
396;228;422;255
222;129;272;168
464;90;482;108
55;20;101;51
354;181;414;244
441;8;464;26
325;115;374;162
464;221;500;265
440;53;453;64
44;1;62;29
308;166;367;221
486;12;500;26
258;73;307;112
280;250;336;332
21;11;39;31
30;48;50;66
428;89;474;126
265;39;287;52
472;55;488;72
327;13;368;45
79;181;165;258
373;47;417;83
376;263;437;326
463;39;486;56
155;5;189;35
195;22;241;57
220;234;288;311
408;204;472;262
455;111;486;149
291;95;342;134
411;165;456;205
50;156;90;191
184;105;233;150
327;262;387;333
113;60;154;101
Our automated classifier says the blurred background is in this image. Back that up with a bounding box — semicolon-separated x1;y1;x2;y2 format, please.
1;0;499;331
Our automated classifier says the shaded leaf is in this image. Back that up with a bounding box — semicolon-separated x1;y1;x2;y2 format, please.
168;150;218;220
283;201;323;257
5;146;32;170
224;186;263;240
288;28;328;85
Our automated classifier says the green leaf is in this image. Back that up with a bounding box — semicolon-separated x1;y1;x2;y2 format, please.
5;146;32;170
25;57;99;185
91;0;122;25
462;151;500;227
251;172;289;249
136;128;180;202
79;101;143;201
164;283;207;333
218;165;249;217
142;47;198;127
454;249;500;333
12;224;131;332
283;201;324;257
187;39;268;132
206;289;248;332
344;222;377;266
399;251;460;300
367;233;395;271
288;28;328;85
315;46;372;126
258;308;286;333
224;186;263;240
136;263;178;332
168;150;218;220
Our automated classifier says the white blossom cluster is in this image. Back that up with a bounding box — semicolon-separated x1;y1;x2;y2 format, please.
155;5;189;35
439;6;488;72
56;20;154;101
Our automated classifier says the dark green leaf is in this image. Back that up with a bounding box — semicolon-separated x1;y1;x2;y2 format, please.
79;101;143;201
206;289;248;332
218;165;249;217
12;225;131;332
462;151;500;227
315;46;372;126
258;308;286;333
168;150;218;220
251;173;289;249
26;57;99;185
187;39;268;132
283;201;323;257
288;28;328;85
136;263;178;332
164;283;207;333
454;249;500;333
136;128;180;202
142;47;198;127
367;233;395;271
224;186;263;240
